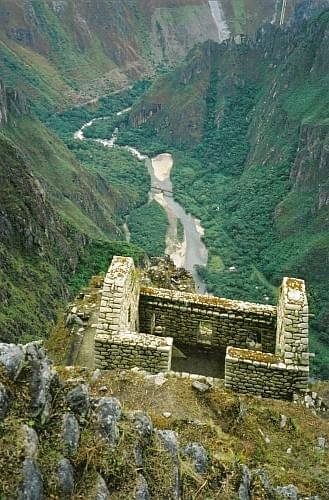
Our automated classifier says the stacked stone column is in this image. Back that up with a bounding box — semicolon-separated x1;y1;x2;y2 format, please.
276;277;309;368
97;256;140;335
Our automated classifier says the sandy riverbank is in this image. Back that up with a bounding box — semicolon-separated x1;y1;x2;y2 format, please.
151;153;174;181
153;192;187;269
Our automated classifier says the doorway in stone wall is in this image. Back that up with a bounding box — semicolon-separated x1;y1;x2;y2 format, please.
171;343;226;378
148;312;225;378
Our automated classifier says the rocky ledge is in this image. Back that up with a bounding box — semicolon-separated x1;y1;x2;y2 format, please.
0;342;328;499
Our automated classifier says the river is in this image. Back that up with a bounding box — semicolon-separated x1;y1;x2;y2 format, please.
74;112;208;293
208;0;230;42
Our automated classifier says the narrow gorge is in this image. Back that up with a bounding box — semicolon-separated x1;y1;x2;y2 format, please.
74;109;208;292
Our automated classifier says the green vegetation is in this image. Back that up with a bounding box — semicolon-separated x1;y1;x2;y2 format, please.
46;81;152;218
0;81;155;345
127;201;168;257
115;19;329;378
117;124;171;157
2;363;329;498
68;239;145;296
46;80;151;140
177;219;185;243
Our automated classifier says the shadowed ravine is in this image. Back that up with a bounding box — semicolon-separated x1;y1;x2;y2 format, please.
74;112;208;292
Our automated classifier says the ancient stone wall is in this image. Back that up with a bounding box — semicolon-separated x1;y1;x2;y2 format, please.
139;287;277;352
97;256;140;336
95;256;173;373
276;277;309;366
94;257;310;399
225;348;309;400
225;278;309;399
95;332;172;373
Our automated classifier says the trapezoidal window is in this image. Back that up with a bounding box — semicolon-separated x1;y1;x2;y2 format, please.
198;320;212;345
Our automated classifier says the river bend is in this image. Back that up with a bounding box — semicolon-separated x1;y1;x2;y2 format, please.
74;111;208;292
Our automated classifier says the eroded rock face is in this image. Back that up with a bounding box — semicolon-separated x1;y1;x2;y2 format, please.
130;411;153;468
135;474;150;500
131;411;153;439
181;442;208;475
57;458;75;495
62;413;80;458
17;458;43;500
156;430;180;499
22;425;39;459
238;465;251;500
94;474;110;500
25;342;56;421
0;343;24;380
0;342;325;498
66;384;90;417
96;397;122;446
0;383;9;420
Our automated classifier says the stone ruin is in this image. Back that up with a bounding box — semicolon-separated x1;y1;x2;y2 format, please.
95;256;310;400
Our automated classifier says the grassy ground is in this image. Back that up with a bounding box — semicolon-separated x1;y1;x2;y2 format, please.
54;367;329;498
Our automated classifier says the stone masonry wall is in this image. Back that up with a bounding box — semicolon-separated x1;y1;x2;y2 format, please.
225;348;309;400
139;287;277;352
97;256;140;336
95;257;173;373
94;258;310;399
276;277;309;367
95;332;173;373
225;278;309;399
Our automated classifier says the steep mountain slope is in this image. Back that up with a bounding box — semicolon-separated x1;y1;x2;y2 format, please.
0;0;298;115
122;11;329;377
0;80;146;343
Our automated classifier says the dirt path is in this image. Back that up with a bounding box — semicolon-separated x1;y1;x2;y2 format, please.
75;310;99;369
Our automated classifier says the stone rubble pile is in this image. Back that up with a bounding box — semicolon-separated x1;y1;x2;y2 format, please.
141;256;196;293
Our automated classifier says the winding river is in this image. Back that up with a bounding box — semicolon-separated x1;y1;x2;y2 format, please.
74;111;208;293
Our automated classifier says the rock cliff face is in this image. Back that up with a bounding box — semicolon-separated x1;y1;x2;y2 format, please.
0;0;299;111
0;80;27;125
0;90;87;341
0;79;142;343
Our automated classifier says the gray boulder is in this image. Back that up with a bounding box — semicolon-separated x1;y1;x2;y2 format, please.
57;458;75;495
135;474;150;500
95;474;110;500
275;485;298;499
17;458;43;500
0;343;24;380
22;425;39;458
130;411;153;468
254;469;299;499
62;413;80;458
0;382;9;420
238;465;251;500
131;411;153;439
192;381;210;393
96;397;122;446
254;469;273;493
24;342;55;421
156;430;180;499
181;442;208;474
66;384;90;417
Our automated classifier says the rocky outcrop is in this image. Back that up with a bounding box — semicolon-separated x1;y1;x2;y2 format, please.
1;341;324;499
0;80;27;126
291;124;329;212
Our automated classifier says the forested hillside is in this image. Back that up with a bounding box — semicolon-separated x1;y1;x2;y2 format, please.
120;11;329;377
